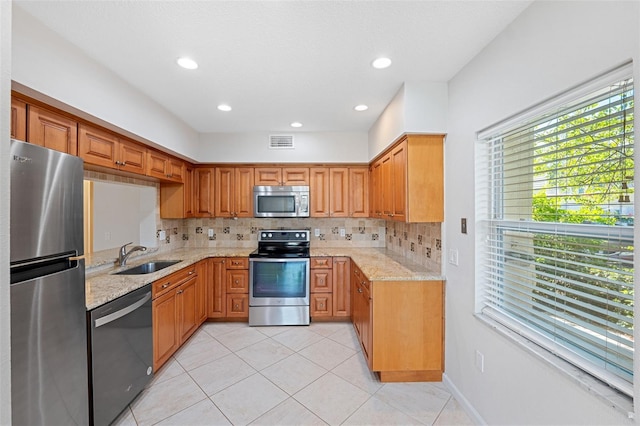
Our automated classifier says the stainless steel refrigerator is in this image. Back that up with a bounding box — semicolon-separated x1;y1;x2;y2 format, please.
9;139;89;425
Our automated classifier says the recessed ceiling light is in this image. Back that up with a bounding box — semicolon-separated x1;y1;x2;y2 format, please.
290;122;303;128
354;104;369;111
371;57;392;69
176;57;198;70
217;104;232;112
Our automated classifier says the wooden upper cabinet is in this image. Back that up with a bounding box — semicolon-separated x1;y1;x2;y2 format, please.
78;124;146;174
215;167;254;218
11;98;27;141
329;168;349;217
310;168;330;217
147;150;184;183
27;105;77;155
311;167;367;218
160;164;195;219
194;167;215;217
370;134;444;222
255;167;309;186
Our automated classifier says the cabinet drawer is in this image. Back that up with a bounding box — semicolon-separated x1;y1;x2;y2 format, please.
152;265;197;298
310;270;332;292
311;257;332;269
226;294;249;318
311;294;333;317
226;270;249;293
226;257;249;269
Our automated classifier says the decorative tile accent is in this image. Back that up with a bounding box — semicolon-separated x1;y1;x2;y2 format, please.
372;234;379;241
403;231;408;241
250;227;258;234
436;239;442;250
410;242;415;252
332;227;339;235
236;234;244;241
166;233;170;244
358;227;365;234
182;234;189;241
209;234;216;241
196;227;203;234
418;234;423;245
319;234;326;241
345;234;352;241
156;230;162;238
223;227;230;234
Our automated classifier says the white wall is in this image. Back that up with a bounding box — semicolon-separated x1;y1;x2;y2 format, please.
92;182;157;252
368;81;448;159
445;1;639;424
197;131;368;163
11;6;200;161
0;2;11;423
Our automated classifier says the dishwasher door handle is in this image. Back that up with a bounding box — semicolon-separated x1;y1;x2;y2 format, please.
94;292;151;328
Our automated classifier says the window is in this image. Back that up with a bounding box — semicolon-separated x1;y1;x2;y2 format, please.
476;67;634;396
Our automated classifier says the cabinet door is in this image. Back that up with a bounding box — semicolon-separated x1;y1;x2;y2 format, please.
351;263;362;337
282;167;309;185
381;154;393;217
153;290;179;371
234;167;254;218
329;168;349;217
370;161;383;218
11;98;27;141
254;167;282;185
226;294;249;318
118;138;147;175
391;142;407;221
78;124;118;169
195;261;207;324
28;105;77;155
349;167;369;218
168;158;185;183
361;285;372;368
215;167;234;217
184;166;195;218
207;258;226;318
309;167;330;217
310;270;332;292
332;257;351;317
178;277;199;343
195;167;215;217
147;150;168;180
226;270;248;293
311;294;332;317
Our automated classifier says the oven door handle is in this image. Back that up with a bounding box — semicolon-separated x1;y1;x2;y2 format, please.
249;258;310;263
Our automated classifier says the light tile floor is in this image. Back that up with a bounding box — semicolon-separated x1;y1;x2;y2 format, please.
113;322;473;426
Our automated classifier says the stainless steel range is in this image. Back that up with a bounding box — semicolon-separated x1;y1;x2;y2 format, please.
249;229;310;326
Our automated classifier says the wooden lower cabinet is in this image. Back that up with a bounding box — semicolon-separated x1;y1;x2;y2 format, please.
351;260;444;382
206;257;249;320
310;256;350;319
152;262;206;371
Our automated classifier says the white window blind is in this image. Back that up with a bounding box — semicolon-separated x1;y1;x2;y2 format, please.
477;73;634;395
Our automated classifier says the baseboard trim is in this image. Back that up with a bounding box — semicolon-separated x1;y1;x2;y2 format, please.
442;373;486;425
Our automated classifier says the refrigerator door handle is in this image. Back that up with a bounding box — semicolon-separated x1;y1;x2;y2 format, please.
94;292;151;328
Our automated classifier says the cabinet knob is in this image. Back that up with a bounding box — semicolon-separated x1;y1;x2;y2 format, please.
319;279;323;284
234;304;239;309
357;287;363;293
235;280;239;284
320;303;324;307
162;283;170;288
188;271;194;275
177;289;183;294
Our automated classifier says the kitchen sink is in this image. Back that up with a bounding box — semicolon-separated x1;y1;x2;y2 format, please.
114;260;181;275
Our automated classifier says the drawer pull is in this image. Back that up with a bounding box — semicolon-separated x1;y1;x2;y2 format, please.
176;289;183;294
357;287;363;293
235;280;239;284
162;283;170;289
188;271;194;275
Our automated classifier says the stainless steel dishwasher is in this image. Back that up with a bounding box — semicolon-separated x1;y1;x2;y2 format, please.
89;284;153;426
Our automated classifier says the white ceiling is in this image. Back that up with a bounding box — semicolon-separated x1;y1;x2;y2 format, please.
14;1;532;134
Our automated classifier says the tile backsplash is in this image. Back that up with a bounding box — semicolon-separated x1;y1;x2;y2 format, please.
84;171;441;270
182;217;387;249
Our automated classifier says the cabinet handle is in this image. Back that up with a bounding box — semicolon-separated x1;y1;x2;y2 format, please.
319;279;323;284
235;280;239;284
162;283;170;288
357;287;363;293
177;289;183;294
234;304;239;309
222;260;225;264
121;161;126;166
188;271;194;275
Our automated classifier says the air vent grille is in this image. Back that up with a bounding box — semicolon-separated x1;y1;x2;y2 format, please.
269;135;294;149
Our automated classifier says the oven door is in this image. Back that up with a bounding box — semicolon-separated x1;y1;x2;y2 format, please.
249;258;310;306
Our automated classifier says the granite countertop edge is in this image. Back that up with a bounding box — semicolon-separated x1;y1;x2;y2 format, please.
85;247;444;310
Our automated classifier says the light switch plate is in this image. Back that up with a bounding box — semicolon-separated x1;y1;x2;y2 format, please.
208;228;214;237
339;228;346;237
314;228;320;237
461;218;467;234
158;230;166;240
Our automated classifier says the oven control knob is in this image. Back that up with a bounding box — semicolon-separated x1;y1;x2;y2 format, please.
295;233;300;238
261;233;267;238
301;232;306;238
268;233;272;237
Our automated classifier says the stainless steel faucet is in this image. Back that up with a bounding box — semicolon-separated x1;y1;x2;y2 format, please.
117;242;147;266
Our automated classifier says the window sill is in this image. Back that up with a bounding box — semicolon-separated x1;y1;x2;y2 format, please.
474;312;634;419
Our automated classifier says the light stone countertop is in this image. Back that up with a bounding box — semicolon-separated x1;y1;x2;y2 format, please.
85;247;443;311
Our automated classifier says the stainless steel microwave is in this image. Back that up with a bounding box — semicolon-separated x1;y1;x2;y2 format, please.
253;186;310;218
